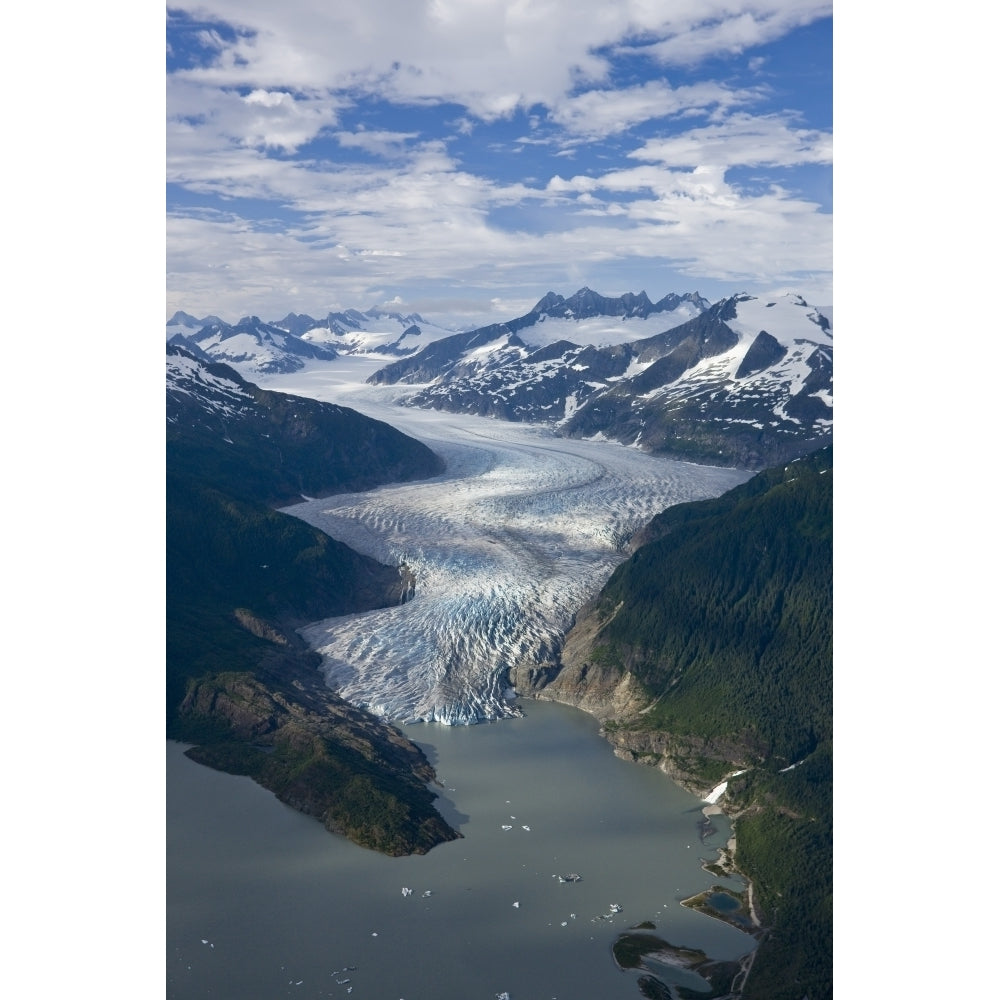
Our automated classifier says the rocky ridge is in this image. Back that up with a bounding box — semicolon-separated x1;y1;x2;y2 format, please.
369;291;832;469
178;619;460;856
167;346;460;854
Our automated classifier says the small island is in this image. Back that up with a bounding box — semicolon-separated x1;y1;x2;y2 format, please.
612;929;744;999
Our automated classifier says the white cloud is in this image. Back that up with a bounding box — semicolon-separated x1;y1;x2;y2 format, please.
195;28;231;53
548;79;762;139
166;3;832;320
623;2;833;67
335;129;420;158
169;1;830;117
629;113;832;168
168;139;830;323
167;76;345;153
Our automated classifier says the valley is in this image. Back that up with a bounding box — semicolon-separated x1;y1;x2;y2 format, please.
167;294;832;999
262;361;751;725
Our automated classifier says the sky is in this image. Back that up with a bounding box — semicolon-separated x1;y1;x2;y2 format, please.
6;7;1000;995
166;1;832;327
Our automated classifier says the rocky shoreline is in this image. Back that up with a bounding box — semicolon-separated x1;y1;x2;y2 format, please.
524;687;765;999
173;622;462;856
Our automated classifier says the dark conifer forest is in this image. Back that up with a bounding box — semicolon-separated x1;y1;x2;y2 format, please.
560;446;832;1000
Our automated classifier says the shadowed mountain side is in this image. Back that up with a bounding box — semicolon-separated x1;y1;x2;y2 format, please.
166;347;459;854
167;347;445;506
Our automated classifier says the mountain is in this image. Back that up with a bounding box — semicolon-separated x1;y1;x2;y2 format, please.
166;345;458;854
369;291;831;469
563;294;832;468
167;314;341;374
167;308;459;374
528;446;832;1000
366;286;708;386
167;344;444;505
166;288;832;471
293;306;457;357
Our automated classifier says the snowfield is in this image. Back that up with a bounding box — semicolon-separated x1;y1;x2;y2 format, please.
263;360;752;725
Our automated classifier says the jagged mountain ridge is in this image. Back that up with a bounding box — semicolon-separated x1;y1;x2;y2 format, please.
370;292;832;469
166;287;709;378
366;286;709;386
166;306;459;372
167;285;831;469
167;314;340;373
564;293;832;467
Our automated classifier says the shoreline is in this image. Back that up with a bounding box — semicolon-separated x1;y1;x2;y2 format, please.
524;691;763;997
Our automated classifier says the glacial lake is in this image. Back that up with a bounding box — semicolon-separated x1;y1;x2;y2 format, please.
167;698;755;1000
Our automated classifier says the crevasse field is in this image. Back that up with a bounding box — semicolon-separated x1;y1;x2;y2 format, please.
262;358;751;725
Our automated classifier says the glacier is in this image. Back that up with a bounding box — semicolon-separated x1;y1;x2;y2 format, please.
265;359;752;725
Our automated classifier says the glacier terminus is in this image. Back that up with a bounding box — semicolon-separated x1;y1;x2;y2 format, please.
271;365;751;725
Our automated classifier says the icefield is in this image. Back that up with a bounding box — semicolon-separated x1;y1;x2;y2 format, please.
267;361;752;724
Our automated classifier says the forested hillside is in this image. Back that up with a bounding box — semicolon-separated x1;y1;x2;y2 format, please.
166;348;458;854
543;446;832;1000
598;445;831;766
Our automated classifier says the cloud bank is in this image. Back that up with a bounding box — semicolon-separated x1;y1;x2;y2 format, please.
167;1;832;324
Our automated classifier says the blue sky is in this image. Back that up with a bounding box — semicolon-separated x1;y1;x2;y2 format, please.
166;2;832;327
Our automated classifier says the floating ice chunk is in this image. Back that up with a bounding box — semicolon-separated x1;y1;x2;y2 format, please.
501;824;513;831
521;825;530;831
512;901;520;908
401;887;412;896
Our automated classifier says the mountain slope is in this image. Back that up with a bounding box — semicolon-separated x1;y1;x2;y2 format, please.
166;346;458;854
169;315;340;373
366;286;708;386
563;294;832;467
167;345;444;505
535;446;832;999
368;290;831;468
167;287;831;470
167;307;459;373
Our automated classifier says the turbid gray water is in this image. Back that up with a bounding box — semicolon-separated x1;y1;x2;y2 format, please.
169;360;756;997
167;698;754;1000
